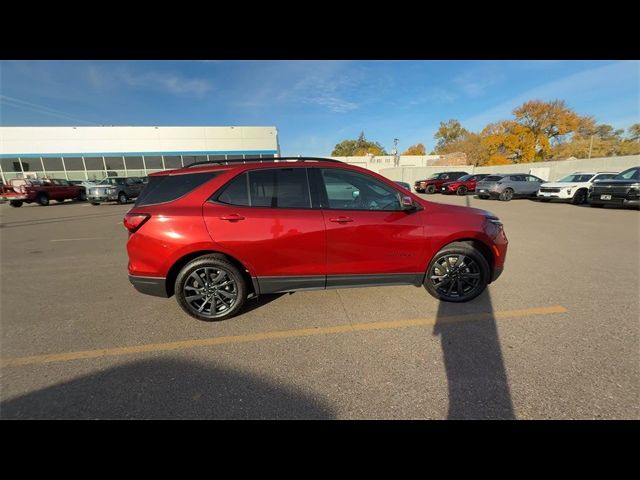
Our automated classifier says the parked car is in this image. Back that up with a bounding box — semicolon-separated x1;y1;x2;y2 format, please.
440;174;492;195
124;157;508;322
394;181;411;190
0;178;86;207
88;176;146;205
414;171;470;194
537;172;618;205
587;166;640;209
476;174;544;201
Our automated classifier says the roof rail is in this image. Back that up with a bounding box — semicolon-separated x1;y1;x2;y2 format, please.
183;156;342;168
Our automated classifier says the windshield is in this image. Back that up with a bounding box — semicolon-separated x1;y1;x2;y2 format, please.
557;174;594;183
614;167;640;181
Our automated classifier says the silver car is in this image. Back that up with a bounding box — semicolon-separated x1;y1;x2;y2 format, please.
476;174;544;201
88;176;145;205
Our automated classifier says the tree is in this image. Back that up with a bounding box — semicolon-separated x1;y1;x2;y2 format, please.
512;100;584;159
486;155;512;166
331;132;387;156
480;121;537;163
628;123;640;142
434;120;468;152
402;143;426;155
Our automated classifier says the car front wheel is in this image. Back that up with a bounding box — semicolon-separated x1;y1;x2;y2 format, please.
498;188;513;201
456;186;467;196
424;242;490;303
425;185;436;194
175;254;247;322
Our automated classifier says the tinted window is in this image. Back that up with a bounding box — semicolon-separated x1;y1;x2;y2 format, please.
593;174;616;181
451;172;468;179
320;168;401;211
509;175;525;182
248;168;311;209
135;172;222;207
526;175;541;182
216;173;250;206
614;167;640;181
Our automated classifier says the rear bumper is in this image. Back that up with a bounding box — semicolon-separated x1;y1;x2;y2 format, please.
0;195;28;201
129;275;168;297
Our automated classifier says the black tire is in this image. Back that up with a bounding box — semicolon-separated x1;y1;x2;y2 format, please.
117;192;128;204
9;200;23;208
37;193;49;206
456;186;467;196
571;189;588;205
424;242;490;303
498;188;514;202
175;254;247;322
77;191;87;201
589;203;605;208
425;185;436;194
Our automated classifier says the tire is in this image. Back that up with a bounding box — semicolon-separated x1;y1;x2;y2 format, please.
424;242;490;303
498;188;514;202
37;193;49;206
175;254;247;322
456;186;467;196
9;200;23;208
77;191;87;201
571;189;588;205
425;185;436;194
117;192;128;204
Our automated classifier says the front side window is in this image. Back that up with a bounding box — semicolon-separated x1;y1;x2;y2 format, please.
320;168;401;211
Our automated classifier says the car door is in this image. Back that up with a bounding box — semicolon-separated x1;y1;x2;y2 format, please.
524;175;543;194
203;167;327;292
47;179;66;199
315;167;427;287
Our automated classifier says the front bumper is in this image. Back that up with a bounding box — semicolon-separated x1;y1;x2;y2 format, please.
588;197;640;208
88;194;117;202
537;191;572;200
129;275;169;297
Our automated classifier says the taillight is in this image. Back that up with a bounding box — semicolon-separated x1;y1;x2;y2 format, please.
123;213;150;233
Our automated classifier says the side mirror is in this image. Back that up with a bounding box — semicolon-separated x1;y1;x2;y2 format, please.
401;195;416;210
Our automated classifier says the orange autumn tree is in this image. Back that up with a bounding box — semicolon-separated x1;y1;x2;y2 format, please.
402;143;427;155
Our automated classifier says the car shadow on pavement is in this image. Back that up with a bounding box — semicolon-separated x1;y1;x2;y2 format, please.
240;293;286;315
0;357;336;419
432;289;515;419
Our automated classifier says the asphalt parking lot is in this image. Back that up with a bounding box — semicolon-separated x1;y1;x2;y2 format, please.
0;195;638;419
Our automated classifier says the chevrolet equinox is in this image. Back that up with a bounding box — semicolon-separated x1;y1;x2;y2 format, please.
124;158;508;321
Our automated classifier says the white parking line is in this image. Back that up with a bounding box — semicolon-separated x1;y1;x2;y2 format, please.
50;237;107;242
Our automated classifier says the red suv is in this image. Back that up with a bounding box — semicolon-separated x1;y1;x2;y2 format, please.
440;174;491;195
414;171;469;194
125;158;507;321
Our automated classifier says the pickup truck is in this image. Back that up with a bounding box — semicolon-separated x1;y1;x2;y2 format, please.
0;178;87;207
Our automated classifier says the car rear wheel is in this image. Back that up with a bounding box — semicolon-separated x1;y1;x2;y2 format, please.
175;255;247;322
456;186;467;196
498;188;513;201
571;189;587;205
426;185;436;194
9;200;23;208
424;242;490;303
37;193;49;206
117;192;128;204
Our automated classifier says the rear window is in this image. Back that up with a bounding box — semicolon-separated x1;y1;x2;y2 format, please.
135;172;222;207
483;176;504;182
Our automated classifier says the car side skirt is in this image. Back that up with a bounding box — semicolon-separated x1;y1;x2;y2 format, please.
255;273;425;295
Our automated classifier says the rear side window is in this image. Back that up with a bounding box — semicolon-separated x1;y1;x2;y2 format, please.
214;168;311;209
484;176;504;182
135;172;221;206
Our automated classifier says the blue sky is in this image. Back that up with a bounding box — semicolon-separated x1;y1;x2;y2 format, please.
1;60;638;156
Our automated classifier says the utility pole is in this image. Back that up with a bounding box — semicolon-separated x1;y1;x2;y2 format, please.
588;135;594;159
392;138;399;167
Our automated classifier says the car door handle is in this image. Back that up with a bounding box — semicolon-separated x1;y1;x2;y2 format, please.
329;216;353;223
219;214;245;221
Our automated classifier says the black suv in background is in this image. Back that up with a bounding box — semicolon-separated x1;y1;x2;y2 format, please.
587;166;640;208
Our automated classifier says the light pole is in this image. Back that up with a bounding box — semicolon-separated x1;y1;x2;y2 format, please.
393;138;399;167
588;134;594;159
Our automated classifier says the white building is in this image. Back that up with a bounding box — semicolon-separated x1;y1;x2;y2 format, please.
0;126;279;182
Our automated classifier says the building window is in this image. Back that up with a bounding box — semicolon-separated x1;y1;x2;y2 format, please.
227;155;244;160
63;157;85;171
105;156;125;170
42;157;64;171
142;156;162;169
19;158;44;173
210;155;227;162
125;156;144;169
163;156;182;169
1;157;21;172
84;157;105;171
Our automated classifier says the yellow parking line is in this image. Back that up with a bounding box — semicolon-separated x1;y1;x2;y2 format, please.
0;305;567;368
